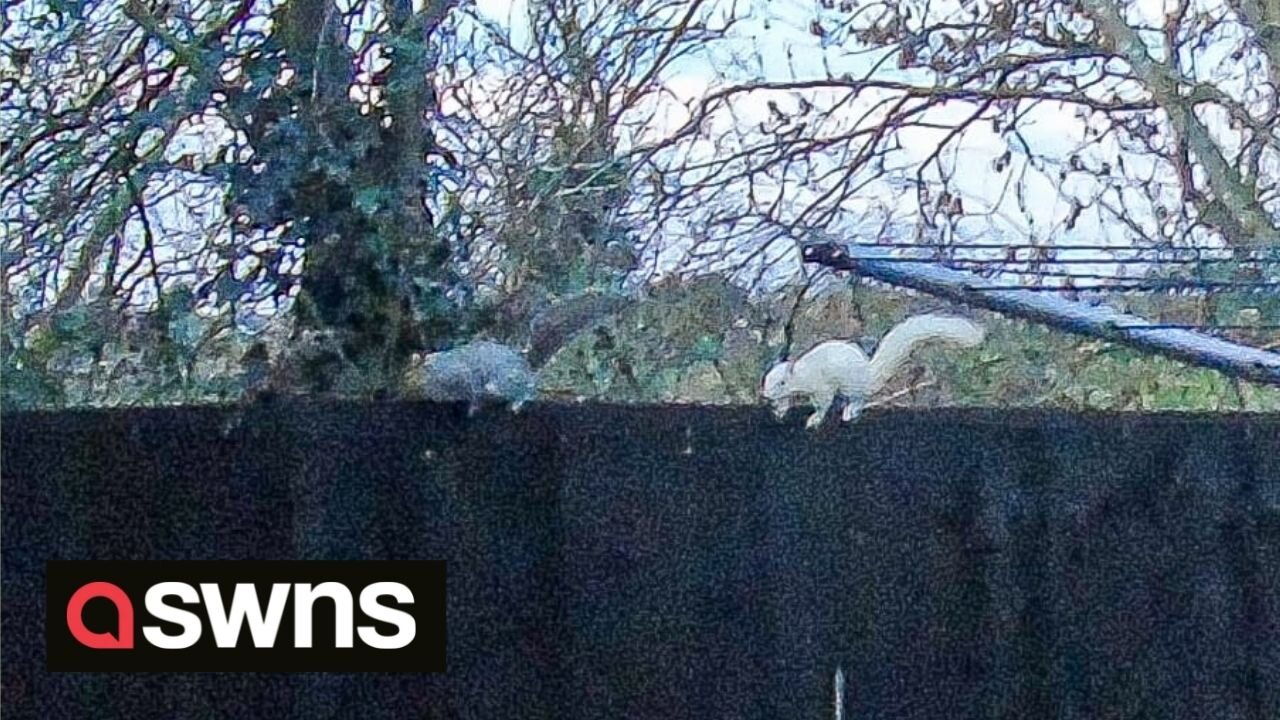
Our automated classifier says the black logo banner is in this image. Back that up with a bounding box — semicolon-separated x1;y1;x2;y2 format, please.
46;561;446;672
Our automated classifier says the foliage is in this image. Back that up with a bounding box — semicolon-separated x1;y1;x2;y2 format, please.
539;276;772;403
540;277;1280;412
2;287;259;409
4;0;1279;413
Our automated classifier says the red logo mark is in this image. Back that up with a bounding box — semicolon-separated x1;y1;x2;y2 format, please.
66;582;134;649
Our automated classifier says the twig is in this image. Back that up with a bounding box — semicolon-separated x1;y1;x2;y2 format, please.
863;377;938;410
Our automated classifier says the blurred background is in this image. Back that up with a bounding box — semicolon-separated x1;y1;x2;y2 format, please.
3;0;1279;412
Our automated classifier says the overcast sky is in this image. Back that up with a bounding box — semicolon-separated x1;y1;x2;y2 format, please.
5;0;1264;315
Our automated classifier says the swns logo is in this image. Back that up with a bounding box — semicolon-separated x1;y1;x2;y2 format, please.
47;561;446;672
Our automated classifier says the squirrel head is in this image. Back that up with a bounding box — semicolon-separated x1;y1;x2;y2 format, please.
760;360;794;400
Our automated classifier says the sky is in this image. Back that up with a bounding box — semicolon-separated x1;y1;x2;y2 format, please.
455;0;1226;283
4;0;1270;317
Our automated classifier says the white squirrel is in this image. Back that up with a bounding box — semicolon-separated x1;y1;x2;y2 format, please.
414;340;538;415
761;314;985;429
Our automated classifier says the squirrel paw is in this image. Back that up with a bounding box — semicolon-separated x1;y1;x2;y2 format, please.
841;403;862;423
804;412;826;430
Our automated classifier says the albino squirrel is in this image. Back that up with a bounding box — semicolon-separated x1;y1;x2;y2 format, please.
412;340;537;415
762;314;985;429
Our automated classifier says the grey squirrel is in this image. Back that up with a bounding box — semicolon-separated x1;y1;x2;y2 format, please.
413;340;537;415
761;314;985;428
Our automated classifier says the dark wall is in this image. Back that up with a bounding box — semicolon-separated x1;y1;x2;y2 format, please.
3;401;1279;719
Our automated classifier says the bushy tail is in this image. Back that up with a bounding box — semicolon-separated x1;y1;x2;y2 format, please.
867;314;984;394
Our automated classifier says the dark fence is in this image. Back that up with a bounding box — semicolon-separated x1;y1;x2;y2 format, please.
3;401;1279;719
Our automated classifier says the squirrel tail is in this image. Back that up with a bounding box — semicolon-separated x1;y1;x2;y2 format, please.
867;314;985;394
